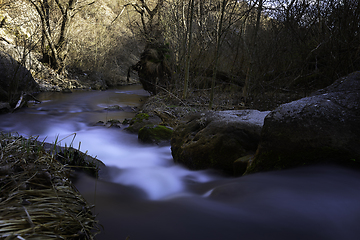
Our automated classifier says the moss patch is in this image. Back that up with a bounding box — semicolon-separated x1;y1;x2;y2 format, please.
125;113;151;133
138;125;173;144
130;113;150;124
125;112;163;134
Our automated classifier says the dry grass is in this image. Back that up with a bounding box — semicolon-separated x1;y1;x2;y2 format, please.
0;132;99;239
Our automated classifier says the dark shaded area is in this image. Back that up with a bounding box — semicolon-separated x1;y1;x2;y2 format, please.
76;164;360;240
0;50;39;108
128;42;172;95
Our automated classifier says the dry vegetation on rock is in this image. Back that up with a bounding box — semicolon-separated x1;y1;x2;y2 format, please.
0;133;99;239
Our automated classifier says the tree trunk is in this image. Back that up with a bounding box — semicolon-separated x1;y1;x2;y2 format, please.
41;0;51;64
29;0;61;69
209;0;227;109
242;0;263;104
29;0;78;74
183;0;195;99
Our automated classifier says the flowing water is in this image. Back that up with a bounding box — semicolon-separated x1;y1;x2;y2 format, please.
1;85;360;240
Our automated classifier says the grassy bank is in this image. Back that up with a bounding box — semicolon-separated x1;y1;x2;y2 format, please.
0;132;100;239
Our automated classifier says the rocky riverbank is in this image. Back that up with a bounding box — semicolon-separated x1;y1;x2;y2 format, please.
0;42;116;113
127;71;360;176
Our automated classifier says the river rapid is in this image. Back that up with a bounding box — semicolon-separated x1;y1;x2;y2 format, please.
1;85;360;240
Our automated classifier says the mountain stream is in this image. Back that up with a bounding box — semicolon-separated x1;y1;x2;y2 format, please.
1;85;360;240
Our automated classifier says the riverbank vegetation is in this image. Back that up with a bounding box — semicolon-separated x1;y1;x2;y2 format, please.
1;0;359;110
0;132;100;239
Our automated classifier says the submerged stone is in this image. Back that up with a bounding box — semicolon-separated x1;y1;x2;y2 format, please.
105;105;123;111
105;119;122;128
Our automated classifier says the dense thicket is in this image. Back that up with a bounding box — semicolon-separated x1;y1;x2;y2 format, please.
123;0;360;102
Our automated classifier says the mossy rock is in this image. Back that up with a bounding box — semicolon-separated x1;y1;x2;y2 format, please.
125;113;162;133
138;125;173;144
130;113;150;124
171;110;268;175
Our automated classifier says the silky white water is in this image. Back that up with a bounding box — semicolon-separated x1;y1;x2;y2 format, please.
0;85;221;200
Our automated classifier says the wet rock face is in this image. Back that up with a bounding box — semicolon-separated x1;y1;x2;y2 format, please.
246;71;360;174
171;110;270;175
0;50;39;108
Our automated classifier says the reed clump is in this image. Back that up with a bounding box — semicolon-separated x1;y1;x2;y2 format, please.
0;132;99;239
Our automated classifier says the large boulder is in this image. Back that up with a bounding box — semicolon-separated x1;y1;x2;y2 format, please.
171;110;270;175
246;71;360;174
0;50;39;109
